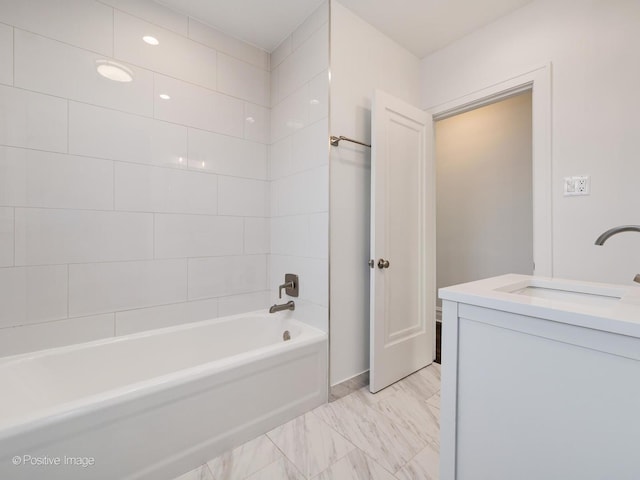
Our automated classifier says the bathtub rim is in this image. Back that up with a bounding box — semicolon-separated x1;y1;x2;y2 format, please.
0;312;327;442
0;309;324;365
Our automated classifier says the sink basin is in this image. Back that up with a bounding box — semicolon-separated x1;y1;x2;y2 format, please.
508;286;621;307
494;277;627;308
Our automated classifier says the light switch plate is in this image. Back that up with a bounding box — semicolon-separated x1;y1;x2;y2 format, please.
564;176;590;196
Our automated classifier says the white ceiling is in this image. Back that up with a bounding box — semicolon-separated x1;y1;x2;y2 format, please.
337;0;533;58
157;0;533;57
157;0;326;52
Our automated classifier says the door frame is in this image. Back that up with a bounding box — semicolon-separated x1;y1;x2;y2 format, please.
427;64;553;279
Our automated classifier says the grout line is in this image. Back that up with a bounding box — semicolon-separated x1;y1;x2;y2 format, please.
6;36;270;118
0;200;272;216
112;161;116;210
263;434;308;479
186;256;190;301
66;264;70;317
0;252;268;269
12;26;15;86
12;207;15;266
66;99;69;153
152;72;155;119
111;6;115;57
215;174;220;215
0;142;270;182
242;218;246;255
152;213;155;259
97;0;270;69
0;288;269;331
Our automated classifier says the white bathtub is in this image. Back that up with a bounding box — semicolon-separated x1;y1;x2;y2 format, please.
0;312;327;480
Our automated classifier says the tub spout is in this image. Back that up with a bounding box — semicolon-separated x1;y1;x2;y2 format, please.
269;301;295;313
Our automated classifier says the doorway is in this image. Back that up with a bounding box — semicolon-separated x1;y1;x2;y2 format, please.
434;91;534;362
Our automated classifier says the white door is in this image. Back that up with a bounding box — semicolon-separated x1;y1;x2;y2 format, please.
370;90;435;393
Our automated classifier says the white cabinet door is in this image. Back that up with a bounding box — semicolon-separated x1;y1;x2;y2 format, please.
369;90;435;393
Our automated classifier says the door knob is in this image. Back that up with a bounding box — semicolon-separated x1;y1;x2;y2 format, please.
377;259;390;269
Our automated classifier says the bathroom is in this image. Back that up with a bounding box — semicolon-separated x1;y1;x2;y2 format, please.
0;0;639;479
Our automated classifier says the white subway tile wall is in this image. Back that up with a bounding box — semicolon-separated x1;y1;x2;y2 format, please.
269;2;329;332
114;11;218;91
69;259;188;317
69;101;189;168
0;207;13;267
0;314;115;357
0;0;291;356
0;23;13;86
0;147;114;210
14;29;154;116
0;0;114;55
99;0;189;36
0;84;68;152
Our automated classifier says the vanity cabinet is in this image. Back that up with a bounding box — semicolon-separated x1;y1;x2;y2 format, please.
439;274;640;480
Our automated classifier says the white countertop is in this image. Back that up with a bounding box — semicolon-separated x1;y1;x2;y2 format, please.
439;274;640;339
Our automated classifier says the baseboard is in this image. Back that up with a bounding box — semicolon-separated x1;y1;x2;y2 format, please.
329;370;370;402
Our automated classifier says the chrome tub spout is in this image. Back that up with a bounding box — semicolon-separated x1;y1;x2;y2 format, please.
269;301;295;313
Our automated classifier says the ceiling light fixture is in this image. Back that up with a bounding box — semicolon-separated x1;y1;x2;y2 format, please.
159;93;171;100
96;60;133;82
143;35;159;46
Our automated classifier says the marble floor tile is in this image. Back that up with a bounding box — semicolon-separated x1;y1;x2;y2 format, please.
417;364;441;388
426;392;440;421
312;392;425;473
313;448;396;480
394;442;439;480
392;365;440;403
245;457;304;480
349;382;398;407
172;465;214;480
370;389;440;447
206;435;282;480
267;412;356;477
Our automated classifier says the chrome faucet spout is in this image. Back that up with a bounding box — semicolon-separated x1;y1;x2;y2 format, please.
595;225;640;285
594;225;640;245
269;301;295;314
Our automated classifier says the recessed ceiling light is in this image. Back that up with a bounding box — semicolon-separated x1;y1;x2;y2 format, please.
143;35;159;46
96;60;133;82
159;93;171;100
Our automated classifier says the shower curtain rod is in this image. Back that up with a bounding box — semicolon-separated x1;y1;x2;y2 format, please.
329;135;371;148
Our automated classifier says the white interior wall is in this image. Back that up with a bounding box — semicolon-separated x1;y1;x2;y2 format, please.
269;3;329;332
329;0;421;385
421;0;640;285
0;0;272;356
436;92;534;304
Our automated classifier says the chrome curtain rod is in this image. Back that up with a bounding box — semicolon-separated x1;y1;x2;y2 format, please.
329;135;371;148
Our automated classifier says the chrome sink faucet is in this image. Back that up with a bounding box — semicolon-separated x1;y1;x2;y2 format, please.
594;225;640;284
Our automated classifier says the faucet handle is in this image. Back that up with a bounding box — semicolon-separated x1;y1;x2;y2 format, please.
279;274;299;298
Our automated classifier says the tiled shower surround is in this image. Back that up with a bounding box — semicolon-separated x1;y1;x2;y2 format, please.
269;4;329;332
0;0;329;356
